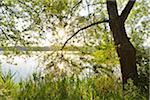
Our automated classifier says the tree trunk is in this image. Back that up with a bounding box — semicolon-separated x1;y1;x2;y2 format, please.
106;0;138;87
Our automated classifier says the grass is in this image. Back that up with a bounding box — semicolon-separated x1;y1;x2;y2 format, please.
0;71;148;100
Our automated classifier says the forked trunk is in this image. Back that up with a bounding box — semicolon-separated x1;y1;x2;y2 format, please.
106;0;138;87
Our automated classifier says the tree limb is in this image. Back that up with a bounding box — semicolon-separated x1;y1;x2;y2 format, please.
61;20;109;50
72;0;82;10
120;0;136;23
0;27;10;40
106;0;119;19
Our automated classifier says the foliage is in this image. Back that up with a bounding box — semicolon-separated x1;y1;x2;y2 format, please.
0;72;148;100
136;47;149;98
0;0;149;99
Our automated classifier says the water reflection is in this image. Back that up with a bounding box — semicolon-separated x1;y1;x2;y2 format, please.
0;51;80;82
0;53;39;82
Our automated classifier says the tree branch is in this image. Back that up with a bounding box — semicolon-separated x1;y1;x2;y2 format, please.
72;0;82;10
120;0;136;23
106;0;119;20
61;20;109;50
0;27;10;40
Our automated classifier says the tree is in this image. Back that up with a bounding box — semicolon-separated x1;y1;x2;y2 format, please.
62;0;138;87
106;0;138;87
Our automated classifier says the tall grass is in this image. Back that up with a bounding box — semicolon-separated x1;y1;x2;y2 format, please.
0;72;148;100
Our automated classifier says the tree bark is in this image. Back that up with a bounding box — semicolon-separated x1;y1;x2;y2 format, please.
106;0;138;87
